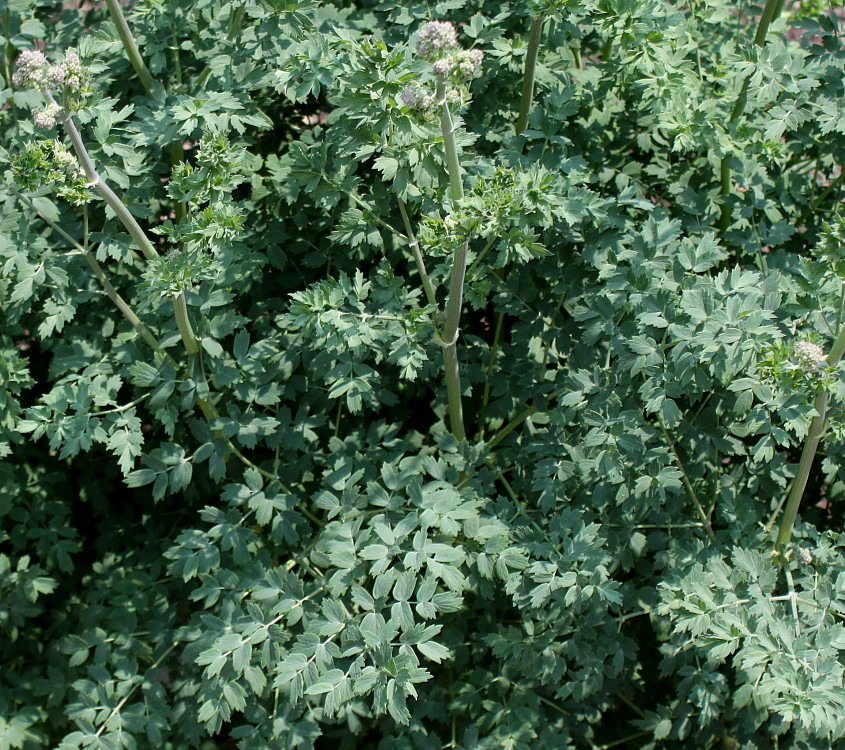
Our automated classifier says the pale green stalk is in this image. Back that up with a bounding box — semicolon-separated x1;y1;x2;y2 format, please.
435;76;468;441
104;0;154;94
718;0;784;231
54;100;206;359
397;198;437;307
774;325;845;554
658;415;716;541
516;16;544;134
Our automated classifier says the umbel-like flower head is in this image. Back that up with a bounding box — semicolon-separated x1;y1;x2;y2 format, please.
401;21;484;114
413;21;483;81
33;102;62;129
11;50;48;89
13;48;92;113
416;21;459;59
795;340;826;371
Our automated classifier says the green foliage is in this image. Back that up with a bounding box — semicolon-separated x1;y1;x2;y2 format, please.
4;0;845;748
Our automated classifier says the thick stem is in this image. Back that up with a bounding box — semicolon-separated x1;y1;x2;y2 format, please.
434;75;469;440
172;292;199;355
774;324;845;553
397;198;437;307
439;241;468;442
442;343;466;442
3;10;18;128
718;0;783;232
437;77;464;203
104;0;154;94
516;16;544;135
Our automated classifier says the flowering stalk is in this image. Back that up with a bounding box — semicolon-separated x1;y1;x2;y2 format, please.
404;20;484;442
516;16;544;135
774;335;845;554
14;51;204;360
435;76;468;441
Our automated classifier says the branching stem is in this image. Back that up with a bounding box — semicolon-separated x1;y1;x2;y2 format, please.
771;324;845;553
657;415;716;541
398;198;437;307
9;187;161;352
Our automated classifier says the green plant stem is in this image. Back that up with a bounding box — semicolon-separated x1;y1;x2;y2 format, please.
3;10;18;129
435;75;468;441
488;405;537;450
104;0;154;94
437;78;464;203
172;292;199;355
516;16;544;134
9;186;161;352
195;2;246;90
94;640;179;740
657;415;716;541
56;102;207;358
397;198;437;307
480;312;505;416
772;325;845;553
718;0;783;231
56;104;159;261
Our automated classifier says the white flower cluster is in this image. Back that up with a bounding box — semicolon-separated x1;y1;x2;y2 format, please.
795;340;826;370
13;48;89;97
11;49;48;89
33;102;63;129
432;48;484;78
416;20;459;59
48;51;86;91
400;21;483;114
415;21;484;80
398;82;434;111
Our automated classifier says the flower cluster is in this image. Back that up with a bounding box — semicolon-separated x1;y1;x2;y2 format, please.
795;339;826;371
415;20;458;59
47;51;87;92
400;21;483;114
33;102;63;129
11;49;48;89
431;48;484;78
398;82;434;111
13;48;91;112
415;21;483;81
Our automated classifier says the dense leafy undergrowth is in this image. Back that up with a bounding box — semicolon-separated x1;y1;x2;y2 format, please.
3;0;845;747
